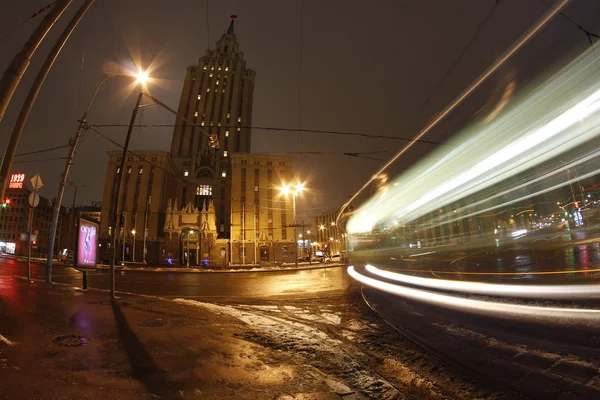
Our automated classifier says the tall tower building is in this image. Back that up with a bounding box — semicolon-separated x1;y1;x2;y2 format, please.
170;15;256;239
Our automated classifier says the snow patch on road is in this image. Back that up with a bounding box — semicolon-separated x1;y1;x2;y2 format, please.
174;298;401;399
321;313;342;325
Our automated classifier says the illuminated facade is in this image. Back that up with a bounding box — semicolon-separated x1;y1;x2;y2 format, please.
98;151;178;264
169;15;255;242
316;210;343;255
228;153;297;264
98;17;299;267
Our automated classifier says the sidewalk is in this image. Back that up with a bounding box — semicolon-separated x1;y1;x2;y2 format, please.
95;262;345;273
0;276;346;399
11;255;345;273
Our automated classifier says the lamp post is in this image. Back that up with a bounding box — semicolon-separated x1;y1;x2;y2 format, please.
67;181;85;260
280;182;304;266
45;70;147;282
131;229;136;262
108;87;183;298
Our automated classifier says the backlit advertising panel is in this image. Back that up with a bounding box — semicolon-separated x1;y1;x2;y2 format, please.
8;173;25;189
77;219;98;268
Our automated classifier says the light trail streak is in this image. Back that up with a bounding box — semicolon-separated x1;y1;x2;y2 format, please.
365;265;600;299
348;266;600;321
348;40;600;234
339;0;570;228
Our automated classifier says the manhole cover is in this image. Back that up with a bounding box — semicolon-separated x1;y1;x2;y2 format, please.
53;335;90;347
138;318;167;327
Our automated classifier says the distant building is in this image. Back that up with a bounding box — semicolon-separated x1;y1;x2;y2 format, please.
228;153;297;264
98;151;177;264
316;210;344;255
98;17;298;266
0;188;69;256
75;205;101;223
169;14;255;242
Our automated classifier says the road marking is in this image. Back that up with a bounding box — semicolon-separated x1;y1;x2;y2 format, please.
0;334;16;346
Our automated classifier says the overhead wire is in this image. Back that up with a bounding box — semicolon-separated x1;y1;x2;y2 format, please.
0;1;58;45
402;0;501;135
87;123;444;145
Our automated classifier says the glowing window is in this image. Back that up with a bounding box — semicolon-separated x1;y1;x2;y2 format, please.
194;111;198;117
207;88;210;92
225;131;229;137
226;113;230;119
197;95;201;100
221;171;227;178
225;67;229;71
216;80;219;85
224;151;228;157
203;66;207;70
196;185;212;196
184;171;189;177
201;121;205;126
237;127;241;132
237;117;241;122
209;73;213;77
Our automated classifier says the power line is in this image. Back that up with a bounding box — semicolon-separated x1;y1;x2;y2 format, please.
536;0;599;44
0;1;58;44
87;124;444;145
86;126;189;184
402;1;501;134
13;157;68;164
0;145;69;162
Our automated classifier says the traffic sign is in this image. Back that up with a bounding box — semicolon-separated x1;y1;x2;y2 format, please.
30;174;43;191
28;193;40;208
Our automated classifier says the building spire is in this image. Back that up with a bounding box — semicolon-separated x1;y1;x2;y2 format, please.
227;14;237;35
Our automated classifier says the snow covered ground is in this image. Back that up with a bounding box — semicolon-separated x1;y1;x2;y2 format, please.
174;297;494;399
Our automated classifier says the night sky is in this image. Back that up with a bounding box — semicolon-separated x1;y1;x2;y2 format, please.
1;0;599;223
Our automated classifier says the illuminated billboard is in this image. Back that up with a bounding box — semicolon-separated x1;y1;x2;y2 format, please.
8;173;25;189
77;219;98;268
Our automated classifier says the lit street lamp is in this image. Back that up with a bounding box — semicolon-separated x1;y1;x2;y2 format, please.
131;229;136;262
45;68;149;283
279;182;305;266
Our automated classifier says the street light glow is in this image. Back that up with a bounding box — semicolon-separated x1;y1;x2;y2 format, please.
279;184;290;196
135;70;149;84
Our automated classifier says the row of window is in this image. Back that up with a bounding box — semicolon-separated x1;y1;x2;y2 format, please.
240;160;285;166
203;65;230;72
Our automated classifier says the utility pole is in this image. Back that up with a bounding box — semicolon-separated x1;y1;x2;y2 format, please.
254;203;257;264
67;182;81;259
143;196;150;264
109;91;188;297
0;0;73;123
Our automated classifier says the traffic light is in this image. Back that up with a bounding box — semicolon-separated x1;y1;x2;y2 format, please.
209;134;219;149
1;198;10;209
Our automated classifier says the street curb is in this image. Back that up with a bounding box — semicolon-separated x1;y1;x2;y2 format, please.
93;263;346;274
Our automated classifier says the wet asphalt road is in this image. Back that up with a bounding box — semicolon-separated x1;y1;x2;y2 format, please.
351;226;600;284
0;257;353;299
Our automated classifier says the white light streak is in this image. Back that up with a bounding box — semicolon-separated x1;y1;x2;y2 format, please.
349;266;600;320
365;265;600;300
511;229;528;237
348;41;600;234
